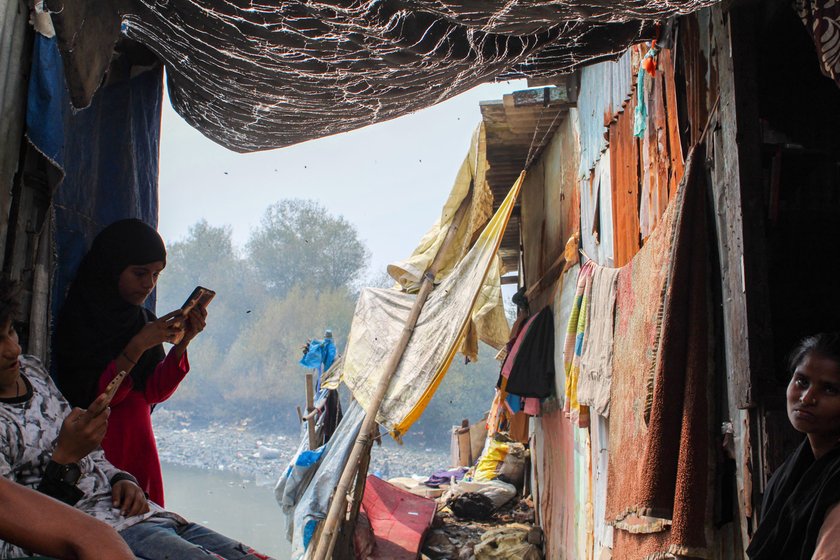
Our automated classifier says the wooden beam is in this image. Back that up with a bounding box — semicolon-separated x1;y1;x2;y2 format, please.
525;252;566;301
305;372;318;451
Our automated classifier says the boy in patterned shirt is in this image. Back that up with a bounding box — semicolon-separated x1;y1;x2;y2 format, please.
0;279;273;559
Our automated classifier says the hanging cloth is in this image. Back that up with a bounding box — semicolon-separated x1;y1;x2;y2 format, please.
501;306;555;399
563;261;595;428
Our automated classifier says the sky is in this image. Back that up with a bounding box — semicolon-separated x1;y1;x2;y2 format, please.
158;78;526;278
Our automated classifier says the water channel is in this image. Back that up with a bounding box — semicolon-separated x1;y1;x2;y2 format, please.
161;462;292;558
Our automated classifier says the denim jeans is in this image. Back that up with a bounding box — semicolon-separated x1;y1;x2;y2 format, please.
120;516;274;560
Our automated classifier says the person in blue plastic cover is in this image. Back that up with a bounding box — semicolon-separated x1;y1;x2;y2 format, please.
300;330;342;444
300;329;337;391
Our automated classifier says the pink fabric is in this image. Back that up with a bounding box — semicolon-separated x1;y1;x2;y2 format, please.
501;312;541;379
97;350;189;506
524;397;541;416
814;502;840;560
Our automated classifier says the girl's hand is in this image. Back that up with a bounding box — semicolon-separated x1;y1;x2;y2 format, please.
129;312;184;352
180;305;207;346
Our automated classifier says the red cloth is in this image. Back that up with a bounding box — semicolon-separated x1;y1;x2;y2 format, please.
355;475;436;559
97;350;189;506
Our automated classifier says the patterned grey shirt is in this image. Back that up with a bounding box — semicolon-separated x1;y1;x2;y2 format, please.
0;355;179;558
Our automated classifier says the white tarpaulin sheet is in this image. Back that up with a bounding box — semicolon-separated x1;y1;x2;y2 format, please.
342;173;524;437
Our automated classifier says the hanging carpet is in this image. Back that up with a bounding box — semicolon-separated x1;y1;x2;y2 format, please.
606;143;711;559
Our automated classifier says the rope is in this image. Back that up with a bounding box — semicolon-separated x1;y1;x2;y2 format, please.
525;96;565;170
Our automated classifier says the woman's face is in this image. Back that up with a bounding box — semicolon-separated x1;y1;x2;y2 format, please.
117;262;164;306
787;352;840;445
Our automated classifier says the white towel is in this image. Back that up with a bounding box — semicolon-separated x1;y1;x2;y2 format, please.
578;265;620;417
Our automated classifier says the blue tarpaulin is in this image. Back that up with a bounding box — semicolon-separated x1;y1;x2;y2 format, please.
300;337;337;392
299;338;337;371
26;35;163;324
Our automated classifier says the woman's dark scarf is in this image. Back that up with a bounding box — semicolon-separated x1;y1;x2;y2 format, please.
747;438;840;559
55;219;167;408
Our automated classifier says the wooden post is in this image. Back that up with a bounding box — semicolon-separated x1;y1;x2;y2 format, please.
334;440;374;559
305;372;318;451
312;183;477;560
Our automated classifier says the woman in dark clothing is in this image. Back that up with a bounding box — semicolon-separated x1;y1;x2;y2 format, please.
54;219;207;506
747;332;840;560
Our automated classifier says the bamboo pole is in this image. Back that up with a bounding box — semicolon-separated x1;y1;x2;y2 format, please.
305;372;318;451
312;190;473;560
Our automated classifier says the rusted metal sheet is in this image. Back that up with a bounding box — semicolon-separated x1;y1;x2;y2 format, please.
577;50;635;177
638;48;685;239
577;45;684;268
608;93;642;268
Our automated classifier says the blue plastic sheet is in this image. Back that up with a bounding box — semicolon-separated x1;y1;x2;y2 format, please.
300;338;337;392
274;402;364;559
299;338;337;371
26;35;163;326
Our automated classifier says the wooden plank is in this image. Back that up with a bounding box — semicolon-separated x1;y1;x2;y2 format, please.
305;372;318;451
709;5;773;411
702;4;774;548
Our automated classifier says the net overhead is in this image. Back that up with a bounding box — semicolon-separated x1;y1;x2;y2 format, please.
48;0;719;152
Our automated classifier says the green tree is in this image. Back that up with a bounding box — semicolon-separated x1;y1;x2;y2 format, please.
158;220;266;350
246;200;370;297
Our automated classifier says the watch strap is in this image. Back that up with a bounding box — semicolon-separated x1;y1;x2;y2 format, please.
44;459;81;485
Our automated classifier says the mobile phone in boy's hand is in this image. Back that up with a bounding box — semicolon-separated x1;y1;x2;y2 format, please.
84;370;128;418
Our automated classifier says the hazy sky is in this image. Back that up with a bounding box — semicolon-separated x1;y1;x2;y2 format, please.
158;79;526;278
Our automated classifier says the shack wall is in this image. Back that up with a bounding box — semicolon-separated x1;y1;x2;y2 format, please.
525;7;755;558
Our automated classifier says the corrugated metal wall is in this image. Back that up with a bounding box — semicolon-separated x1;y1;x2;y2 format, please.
0;0;31;262
577;49;634;179
529;34;692;560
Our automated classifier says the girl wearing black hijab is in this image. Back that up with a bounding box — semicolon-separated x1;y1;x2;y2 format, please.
747;332;840;560
55;219;207;507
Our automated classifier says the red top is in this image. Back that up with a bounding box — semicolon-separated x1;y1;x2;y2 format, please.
96;351;189;506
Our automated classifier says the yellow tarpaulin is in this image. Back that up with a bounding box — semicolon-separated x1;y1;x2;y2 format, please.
342;173;524;437
387;124;509;355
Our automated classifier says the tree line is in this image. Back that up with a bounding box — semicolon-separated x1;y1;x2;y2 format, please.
156;199;499;445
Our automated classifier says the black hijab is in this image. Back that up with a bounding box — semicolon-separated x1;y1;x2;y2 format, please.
55;219;167;408
747;438;840;559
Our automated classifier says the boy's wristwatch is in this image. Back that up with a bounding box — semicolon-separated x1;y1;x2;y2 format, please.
44;460;82;486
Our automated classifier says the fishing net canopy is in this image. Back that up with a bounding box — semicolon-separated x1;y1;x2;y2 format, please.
47;0;718;152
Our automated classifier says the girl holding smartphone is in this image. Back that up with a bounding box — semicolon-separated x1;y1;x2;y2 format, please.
54;219;208;506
